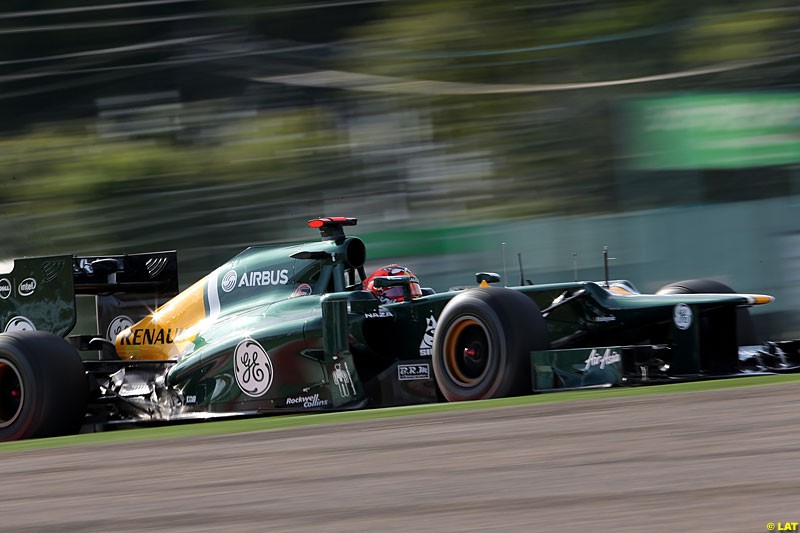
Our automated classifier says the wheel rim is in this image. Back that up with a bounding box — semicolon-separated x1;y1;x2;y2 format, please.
0;358;24;429
443;316;491;386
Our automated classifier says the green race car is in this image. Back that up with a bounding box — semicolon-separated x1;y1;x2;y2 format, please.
1;217;798;441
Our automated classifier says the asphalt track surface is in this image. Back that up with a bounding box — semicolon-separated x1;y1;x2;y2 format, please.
1;384;799;532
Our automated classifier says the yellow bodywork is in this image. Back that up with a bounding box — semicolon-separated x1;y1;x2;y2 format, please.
115;277;208;360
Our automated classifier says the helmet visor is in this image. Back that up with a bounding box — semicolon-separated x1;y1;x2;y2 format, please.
381;282;422;302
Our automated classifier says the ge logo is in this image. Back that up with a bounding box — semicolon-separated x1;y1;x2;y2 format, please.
221;270;238;293
673;303;693;330
234;339;273;397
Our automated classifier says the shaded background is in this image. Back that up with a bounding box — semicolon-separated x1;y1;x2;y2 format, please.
2;0;799;336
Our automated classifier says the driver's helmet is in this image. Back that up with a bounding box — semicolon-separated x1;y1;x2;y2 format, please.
364;264;422;303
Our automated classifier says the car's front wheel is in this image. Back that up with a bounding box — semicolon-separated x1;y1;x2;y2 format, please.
432;288;549;401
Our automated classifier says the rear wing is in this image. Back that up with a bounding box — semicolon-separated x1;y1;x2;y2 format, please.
1;251;179;339
73;251;178;295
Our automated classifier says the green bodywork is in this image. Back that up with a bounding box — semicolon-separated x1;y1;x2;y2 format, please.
156;236;447;415
524;282;751;390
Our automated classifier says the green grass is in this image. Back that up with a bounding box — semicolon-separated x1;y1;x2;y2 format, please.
2;373;799;453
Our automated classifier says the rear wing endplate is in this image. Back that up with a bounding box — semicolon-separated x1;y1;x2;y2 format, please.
1;255;76;336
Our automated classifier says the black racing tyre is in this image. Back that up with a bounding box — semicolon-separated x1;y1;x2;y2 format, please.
0;331;88;441
432;288;549;401
656;279;758;346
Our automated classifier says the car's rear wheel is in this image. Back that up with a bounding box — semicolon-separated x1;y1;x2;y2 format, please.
432;288;549;401
0;331;88;441
656;279;758;346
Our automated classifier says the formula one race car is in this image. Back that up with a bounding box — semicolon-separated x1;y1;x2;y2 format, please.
1;217;799;441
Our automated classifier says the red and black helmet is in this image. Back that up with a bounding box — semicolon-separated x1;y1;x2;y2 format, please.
363;264;422;303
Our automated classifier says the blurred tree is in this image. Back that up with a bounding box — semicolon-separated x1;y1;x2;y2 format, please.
340;0;799;217
0;107;352;267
